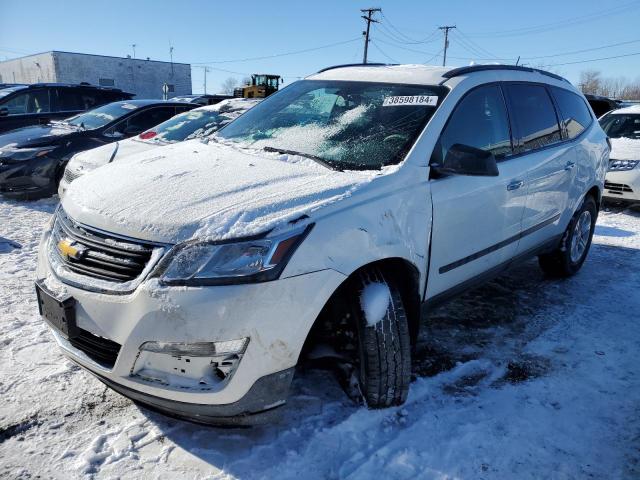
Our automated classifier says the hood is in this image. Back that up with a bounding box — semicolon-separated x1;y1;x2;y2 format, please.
609;137;640;161
62;140;381;244
0;123;79;149
67;138;158;172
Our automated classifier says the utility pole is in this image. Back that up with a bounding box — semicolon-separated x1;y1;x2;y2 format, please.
169;46;174;77
131;44;137;59
195;66;211;94
438;25;456;66
361;7;381;64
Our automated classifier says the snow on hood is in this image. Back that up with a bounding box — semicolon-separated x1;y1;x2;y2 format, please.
610;137;640;161
67;138;158;172
62;140;382;244
0;123;76;149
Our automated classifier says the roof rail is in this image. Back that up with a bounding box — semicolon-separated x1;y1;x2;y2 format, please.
442;64;569;83
316;63;395;74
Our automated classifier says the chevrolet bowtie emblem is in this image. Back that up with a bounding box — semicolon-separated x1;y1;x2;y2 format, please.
58;238;87;260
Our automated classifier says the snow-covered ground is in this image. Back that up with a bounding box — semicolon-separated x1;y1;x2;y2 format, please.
0;197;639;479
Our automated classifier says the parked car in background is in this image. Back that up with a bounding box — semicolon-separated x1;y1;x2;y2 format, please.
0;83;134;133
169;94;233;106
36;64;607;424
584;93;622;118
0;100;194;199
59;98;260;195
600;105;640;204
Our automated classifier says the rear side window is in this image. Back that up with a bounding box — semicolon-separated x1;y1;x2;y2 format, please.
56;88;83;111
504;84;562;153
551;87;593;139
433;84;512;163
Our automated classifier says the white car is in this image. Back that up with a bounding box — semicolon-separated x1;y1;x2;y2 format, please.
36;64;608;424
600;105;640;203
58;98;260;196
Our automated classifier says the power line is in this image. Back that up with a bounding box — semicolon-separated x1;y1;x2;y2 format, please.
425;48;444;65
371;41;400;63
379;12;440;44
361;7;381;64
191;37;361;65
466;1;640;38
540;50;640;67
521;38;640;60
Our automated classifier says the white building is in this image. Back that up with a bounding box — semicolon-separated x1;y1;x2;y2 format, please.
0;51;192;99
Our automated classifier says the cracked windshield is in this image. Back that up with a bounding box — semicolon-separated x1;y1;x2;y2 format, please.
217;80;445;170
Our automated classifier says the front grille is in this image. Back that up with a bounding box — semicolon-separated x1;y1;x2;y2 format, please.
605;181;634;194
51;210;159;285
63;168;83;184
70;328;121;368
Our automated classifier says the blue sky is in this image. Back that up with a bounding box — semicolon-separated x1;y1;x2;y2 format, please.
1;0;639;93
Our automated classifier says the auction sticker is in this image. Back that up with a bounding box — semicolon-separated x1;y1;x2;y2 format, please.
383;95;438;106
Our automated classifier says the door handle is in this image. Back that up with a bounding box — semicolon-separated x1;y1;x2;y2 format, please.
507;180;524;191
564;161;576;171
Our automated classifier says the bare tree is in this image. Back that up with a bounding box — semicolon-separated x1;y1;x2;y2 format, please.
220;77;239;95
578;70;640;100
579;70;602;95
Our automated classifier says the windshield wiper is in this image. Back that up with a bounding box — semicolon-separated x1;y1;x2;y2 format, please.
263;146;342;171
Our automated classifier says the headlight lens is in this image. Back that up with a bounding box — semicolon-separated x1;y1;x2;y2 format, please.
609;159;640;171
0;146;56;162
158;225;312;285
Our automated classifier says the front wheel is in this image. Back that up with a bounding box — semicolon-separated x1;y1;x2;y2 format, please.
538;195;597;277
352;268;411;408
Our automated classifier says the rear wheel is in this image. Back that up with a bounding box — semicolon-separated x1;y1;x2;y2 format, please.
538;195;597;277
352;267;411;408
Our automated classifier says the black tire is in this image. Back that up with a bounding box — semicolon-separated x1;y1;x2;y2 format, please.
353;267;411;408
538;195;598;277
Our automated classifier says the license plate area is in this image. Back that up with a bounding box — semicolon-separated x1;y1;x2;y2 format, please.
35;281;78;339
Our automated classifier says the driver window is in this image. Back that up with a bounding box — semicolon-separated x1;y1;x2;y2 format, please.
3;90;50;115
433;84;512;165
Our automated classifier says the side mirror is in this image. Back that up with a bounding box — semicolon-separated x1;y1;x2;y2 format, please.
432;143;499;177
0;107;8;117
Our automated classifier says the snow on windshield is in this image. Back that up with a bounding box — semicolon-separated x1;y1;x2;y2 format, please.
217;80;445;170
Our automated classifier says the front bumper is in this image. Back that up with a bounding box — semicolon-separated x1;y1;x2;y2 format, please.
0;155;59;199
603;168;640;202
37;229;346;423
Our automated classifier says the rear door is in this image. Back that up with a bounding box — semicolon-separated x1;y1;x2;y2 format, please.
427;84;530;298
503;83;575;255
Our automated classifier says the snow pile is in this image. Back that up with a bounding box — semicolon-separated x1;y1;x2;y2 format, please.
610;137;640;160
1;199;639;479
360;282;391;326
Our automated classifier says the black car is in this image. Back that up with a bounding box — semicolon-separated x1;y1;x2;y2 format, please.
0;83;134;133
584;94;622;118
0;100;194;199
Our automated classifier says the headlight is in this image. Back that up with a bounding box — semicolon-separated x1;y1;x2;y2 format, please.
0;146;57;163
609;159;639;171
157;225;312;285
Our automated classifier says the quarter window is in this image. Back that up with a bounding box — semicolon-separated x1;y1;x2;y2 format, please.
551;87;593;139
433;84;512;164
504;84;562;152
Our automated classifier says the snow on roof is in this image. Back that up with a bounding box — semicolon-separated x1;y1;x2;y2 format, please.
611;104;640;114
307;64;451;85
194;98;261;113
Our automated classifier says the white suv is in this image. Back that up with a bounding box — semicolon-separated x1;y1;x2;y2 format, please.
36;64;609;424
599;105;640;203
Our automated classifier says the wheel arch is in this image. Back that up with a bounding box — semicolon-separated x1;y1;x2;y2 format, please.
301;257;422;355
